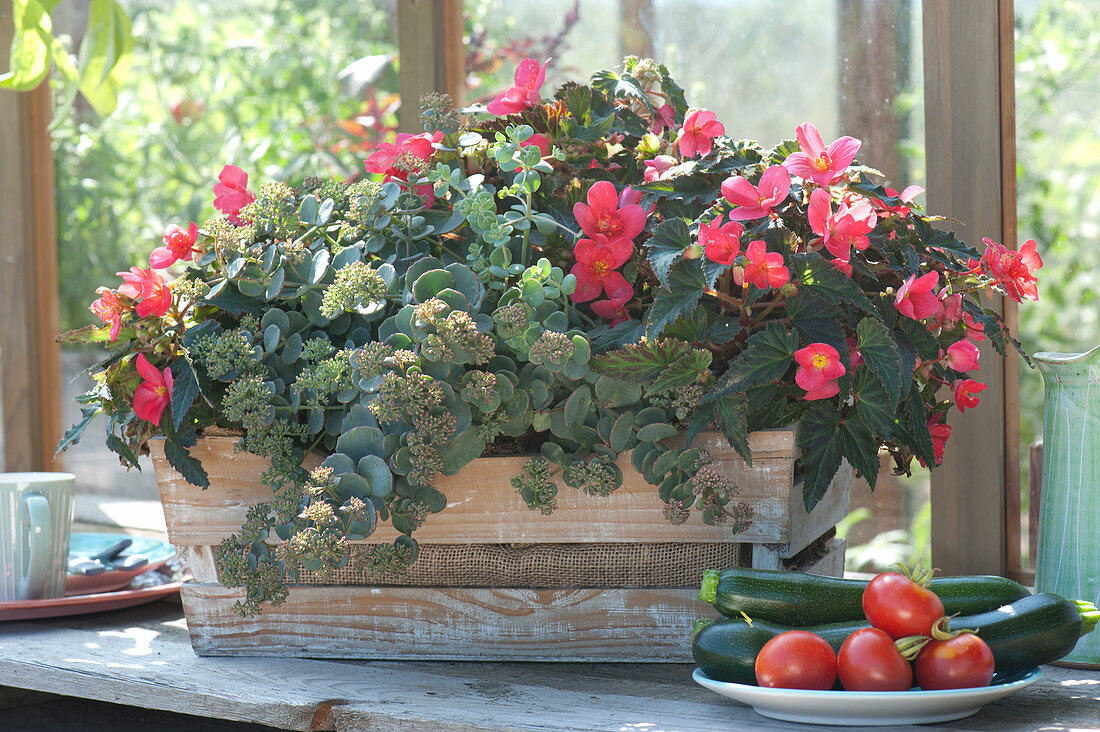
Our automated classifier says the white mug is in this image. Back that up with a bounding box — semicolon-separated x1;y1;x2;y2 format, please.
1;473;76;601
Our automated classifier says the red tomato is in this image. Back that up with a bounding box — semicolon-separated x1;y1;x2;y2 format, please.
755;630;837;690
862;571;945;639
915;633;995;690
837;627;913;691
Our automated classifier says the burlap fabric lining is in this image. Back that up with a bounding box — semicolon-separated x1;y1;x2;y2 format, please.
296;542;744;587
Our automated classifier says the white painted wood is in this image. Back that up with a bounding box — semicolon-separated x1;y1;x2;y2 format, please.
0;602;1096;732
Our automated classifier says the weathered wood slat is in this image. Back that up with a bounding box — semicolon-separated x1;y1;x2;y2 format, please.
152;428;844;551
180;584;710;661
179;536;847;660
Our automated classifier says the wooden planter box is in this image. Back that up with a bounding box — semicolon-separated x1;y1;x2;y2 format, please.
151;427;850;661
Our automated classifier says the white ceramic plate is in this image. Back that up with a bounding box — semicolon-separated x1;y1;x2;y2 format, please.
692;667;1042;726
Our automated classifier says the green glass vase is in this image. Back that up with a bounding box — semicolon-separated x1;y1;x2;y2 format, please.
1035;345;1100;668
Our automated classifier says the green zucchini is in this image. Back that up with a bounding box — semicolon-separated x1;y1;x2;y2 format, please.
693;592;1099;684
699;568;1032;625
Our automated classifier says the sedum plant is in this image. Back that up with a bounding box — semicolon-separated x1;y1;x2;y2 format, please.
60;56;1039;614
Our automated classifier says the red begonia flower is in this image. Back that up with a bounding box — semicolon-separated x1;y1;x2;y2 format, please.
486;58;547;116
643;155;678;182
722;166;791;221
919;416;952;467
894;271;942;321
116;267;171;318
677;109;724;158
979;237;1042;302
962;312;986;342
573;181;646;243
743;239;789;290
590;290;633;325
794;343;846;401
363;131;444;206
149;222;199;269
945;340;980;372
569;234;634;303
807;188;877;262
953;378;987;413
700;219;744;265
783;122;862;186
519;133;552;157
650;103;675;134
89;287;127;342
133;353;174;425
212;164;255;225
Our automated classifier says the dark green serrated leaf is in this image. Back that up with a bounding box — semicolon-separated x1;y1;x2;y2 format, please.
55;406;101;456
797;409;843;511
714;395;752;465
169;356;201;431
107;433;142;471
900;386;936;468
856;317;904;404
163;437;209;488
645;259;708;339
645;218;691;286
787;294;847;358
840;417;879;489
853;368;896;439
790;252;876;314
591;338;695;383
704;322;798;402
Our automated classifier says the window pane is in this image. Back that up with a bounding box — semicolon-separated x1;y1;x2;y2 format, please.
1014;0;1100;566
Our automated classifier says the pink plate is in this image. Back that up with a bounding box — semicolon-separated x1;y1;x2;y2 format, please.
0;581;185;622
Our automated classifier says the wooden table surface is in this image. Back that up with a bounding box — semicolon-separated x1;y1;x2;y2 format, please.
0;598;1097;732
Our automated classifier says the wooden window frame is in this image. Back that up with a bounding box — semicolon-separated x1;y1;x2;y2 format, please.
2;0;1025;577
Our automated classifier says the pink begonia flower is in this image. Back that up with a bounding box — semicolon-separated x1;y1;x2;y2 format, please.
894;271;942;321
963;312;986;342
743;239;789;290
617;185;642;208
934;290;964;330
978;237;1042;303
89;287;127;342
570;234;634;303
945;340;981;372
643;155;678;182
519;133;552;157
677;109;724;158
133;353;174;425
846;336;864;369
213;165;256;225
953;378;987;413
807;188;877;262
116;267;171;318
363;131;444;206
832;259;854;277
573;180;646;243
486;58;547;116
650;103;675;134
722;166;791;221
783;123;861;186
591;291;632;325
919;416;952;467
794;343;846;401
875;185;924;217
149;222;199;269
700;219;744;265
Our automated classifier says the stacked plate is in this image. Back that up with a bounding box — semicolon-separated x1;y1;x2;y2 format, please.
0;533;185;621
